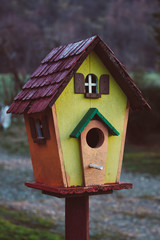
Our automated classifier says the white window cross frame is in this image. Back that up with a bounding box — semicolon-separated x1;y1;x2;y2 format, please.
85;74;98;94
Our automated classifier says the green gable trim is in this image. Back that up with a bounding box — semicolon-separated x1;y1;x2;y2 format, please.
70;108;119;138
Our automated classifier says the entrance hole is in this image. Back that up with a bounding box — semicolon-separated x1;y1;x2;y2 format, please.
86;128;104;148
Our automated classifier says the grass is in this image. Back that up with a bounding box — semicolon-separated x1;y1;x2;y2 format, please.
91;232;131;240
0;72;160;103
0;205;63;240
0;117;29;156
0;205;132;240
0;74;15;103
0;116;160;175
144;72;160;87
0;205;53;229
1;72;160;170
130;71;160;88
1;72;159;240
139;195;160;202
123;148;160;175
0;74;29;104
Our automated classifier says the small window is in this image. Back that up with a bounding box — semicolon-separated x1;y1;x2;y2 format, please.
74;73;109;98
36;119;43;138
29;115;50;144
85;74;98;94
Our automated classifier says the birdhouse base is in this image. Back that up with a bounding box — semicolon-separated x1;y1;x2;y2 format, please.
25;182;132;198
25;182;132;240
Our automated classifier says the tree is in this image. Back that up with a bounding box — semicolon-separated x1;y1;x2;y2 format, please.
0;24;23;91
153;0;160;69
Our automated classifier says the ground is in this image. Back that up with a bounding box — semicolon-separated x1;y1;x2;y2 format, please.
0;147;160;240
0;82;160;239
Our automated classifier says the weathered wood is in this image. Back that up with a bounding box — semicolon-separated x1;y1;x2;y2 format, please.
80;120;108;186
24;109;67;187
116;102;130;182
8;35;150;115
28;117;37;139
25;182;132;198
52;105;68;187
99;74;109;94
85;93;101;98
42;115;50;139
65;196;89;240
33;137;46;144
74;73;85;93
94;41;151;111
54;51;128;185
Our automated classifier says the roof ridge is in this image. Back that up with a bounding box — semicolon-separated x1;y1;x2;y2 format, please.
7;35;151;114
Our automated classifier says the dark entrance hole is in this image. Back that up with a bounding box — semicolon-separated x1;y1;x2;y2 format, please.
86;128;104;148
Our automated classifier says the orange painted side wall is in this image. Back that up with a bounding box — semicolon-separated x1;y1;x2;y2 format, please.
24;109;66;187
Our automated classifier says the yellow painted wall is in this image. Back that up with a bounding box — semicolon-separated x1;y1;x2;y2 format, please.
55;51;127;186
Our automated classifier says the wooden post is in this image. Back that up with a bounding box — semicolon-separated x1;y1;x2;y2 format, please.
65;196;89;240
25;182;132;240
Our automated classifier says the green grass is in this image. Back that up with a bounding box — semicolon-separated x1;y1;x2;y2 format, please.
0;117;29;156
1;72;160;172
130;71;160;88
1;116;160;175
0;74;28;104
0;74;14;103
0;205;53;230
124;150;160;175
0;72;160;103
0;205;63;240
0;205;131;240
144;72;160;87
91;232;130;240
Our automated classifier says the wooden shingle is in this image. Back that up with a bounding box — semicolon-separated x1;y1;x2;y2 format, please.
8;35;150;114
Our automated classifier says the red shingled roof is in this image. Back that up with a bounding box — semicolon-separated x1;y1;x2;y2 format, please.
8;35;150;114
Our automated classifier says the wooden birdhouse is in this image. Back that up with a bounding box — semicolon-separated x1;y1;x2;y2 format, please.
7;35;150;189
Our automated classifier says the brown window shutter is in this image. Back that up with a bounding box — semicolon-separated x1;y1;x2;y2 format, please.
99;74;109;94
74;73;85;93
42;115;50;139
29;117;37;139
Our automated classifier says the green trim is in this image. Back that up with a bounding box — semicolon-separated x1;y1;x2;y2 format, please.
70;108;119;138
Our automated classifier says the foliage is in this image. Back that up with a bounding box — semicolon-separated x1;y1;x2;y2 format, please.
0;74;14;104
0;205;131;240
0;205;63;240
0;0;158;75
127;85;160;146
0;74;28;105
0;72;160;154
0;117;29;156
0;205;53;230
124;149;160;175
152;0;160;68
0;0;159;103
91;231;129;240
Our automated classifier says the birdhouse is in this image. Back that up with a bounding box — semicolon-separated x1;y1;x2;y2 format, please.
7;35;150;189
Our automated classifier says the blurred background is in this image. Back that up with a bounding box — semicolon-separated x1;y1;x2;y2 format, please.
0;0;160;240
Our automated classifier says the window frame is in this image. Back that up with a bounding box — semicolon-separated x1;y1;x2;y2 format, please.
74;73;109;98
35;119;44;138
85;74;101;99
29;115;50;144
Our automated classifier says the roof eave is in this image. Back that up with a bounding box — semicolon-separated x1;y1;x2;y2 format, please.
94;38;151;111
49;35;151;112
7;35;151;115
